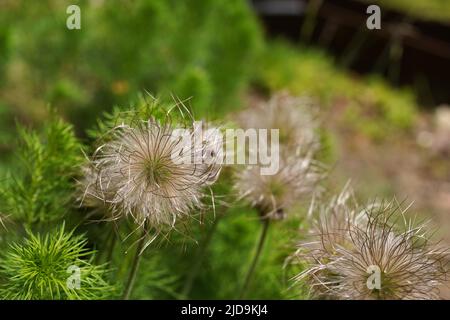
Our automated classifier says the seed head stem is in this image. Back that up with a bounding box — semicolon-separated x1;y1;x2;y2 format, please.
182;213;224;298
239;217;270;299
106;229;117;263
122;224;148;300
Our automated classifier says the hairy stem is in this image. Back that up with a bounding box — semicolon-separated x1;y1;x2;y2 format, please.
239;218;270;299
122;226;148;300
182;213;223;298
106;229;117;263
95;224;114;264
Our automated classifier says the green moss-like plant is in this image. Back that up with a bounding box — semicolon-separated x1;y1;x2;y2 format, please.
0;224;114;300
254;41;418;141
0;113;83;225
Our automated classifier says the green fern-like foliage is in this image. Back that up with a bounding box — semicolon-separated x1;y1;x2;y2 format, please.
0;114;83;225
87;95;193;142
0;224;114;300
0;0;262;131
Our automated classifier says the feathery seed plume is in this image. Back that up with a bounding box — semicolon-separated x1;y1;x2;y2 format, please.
292;197;449;299
80;107;223;233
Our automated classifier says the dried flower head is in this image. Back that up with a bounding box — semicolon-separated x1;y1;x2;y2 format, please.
234;155;325;220
80;112;223;232
234;92;324;219
237;92;319;156
78;164;112;210
289;185;364;297
299;184;361;254
293;198;449;299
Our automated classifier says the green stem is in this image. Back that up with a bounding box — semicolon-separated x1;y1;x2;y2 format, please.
182;214;223;298
105;229;117;263
95;224;113;264
122;226;148;300
239;218;270;299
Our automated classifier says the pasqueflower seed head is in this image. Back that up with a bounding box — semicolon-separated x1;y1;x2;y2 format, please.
234;155;325;219
292;198;449;300
237;92;319;156
81;116;223;231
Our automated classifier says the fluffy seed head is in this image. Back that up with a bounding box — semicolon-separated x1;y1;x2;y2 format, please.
78;164;113;210
300;184;363;256
234;92;324;219
292;198;449;299
288;185;362;298
237;92;319;156
80;115;222;231
234;155;325;219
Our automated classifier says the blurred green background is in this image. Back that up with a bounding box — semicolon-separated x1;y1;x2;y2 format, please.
0;0;448;299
